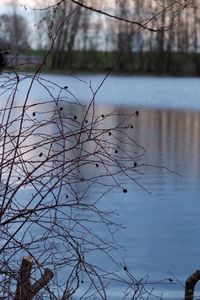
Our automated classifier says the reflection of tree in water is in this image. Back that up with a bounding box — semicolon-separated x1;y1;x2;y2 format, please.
131;108;200;186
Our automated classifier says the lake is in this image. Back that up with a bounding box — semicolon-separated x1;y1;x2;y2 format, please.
3;74;200;299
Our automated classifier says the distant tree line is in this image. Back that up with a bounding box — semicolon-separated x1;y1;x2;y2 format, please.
1;0;200;74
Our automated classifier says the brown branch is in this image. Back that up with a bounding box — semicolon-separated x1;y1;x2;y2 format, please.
70;0;186;32
185;270;200;300
14;256;54;300
31;268;54;298
14;256;32;300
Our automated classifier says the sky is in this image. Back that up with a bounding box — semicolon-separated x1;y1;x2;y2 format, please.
0;0;40;48
0;0;118;49
0;0;34;16
0;0;118;14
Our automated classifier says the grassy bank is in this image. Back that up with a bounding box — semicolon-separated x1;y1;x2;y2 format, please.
19;49;200;76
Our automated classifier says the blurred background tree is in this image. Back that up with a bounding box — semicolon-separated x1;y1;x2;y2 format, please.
0;0;30;54
0;0;198;74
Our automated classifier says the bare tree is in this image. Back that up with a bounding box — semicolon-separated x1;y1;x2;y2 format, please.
0;0;30;54
44;0;83;70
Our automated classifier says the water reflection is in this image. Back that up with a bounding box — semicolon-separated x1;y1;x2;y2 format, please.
122;108;200;186
66;103;200;299
98;106;200;299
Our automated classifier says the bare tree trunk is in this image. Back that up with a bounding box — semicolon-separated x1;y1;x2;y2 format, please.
14;257;54;300
185;270;200;300
156;7;166;73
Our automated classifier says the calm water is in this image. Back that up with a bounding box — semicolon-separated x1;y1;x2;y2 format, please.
76;106;200;299
109;108;200;299
5;74;200;299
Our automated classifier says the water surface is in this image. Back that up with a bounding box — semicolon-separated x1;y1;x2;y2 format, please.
5;74;200;299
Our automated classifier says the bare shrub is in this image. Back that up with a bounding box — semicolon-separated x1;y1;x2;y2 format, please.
0;1;193;298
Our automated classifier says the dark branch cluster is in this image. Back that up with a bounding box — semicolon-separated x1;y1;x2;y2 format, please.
0;72;148;298
0;39;9;71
